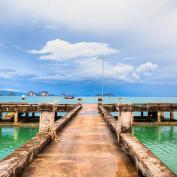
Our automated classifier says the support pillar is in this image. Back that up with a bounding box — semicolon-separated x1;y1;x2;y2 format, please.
157;112;161;123
32;112;35;117
55;112;58;118
170;111;174;121
118;111;133;141
0;112;2;121
26;112;29;118
39;111;55;131
141;112;144;117
14;112;18;123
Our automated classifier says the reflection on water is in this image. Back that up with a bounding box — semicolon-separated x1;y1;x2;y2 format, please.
0;125;38;160
133;126;177;174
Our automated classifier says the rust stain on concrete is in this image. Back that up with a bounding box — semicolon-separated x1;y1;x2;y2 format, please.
20;105;140;177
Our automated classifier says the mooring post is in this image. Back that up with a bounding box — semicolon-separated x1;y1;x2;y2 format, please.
170;111;174;121
14;112;19;123
118;111;133;141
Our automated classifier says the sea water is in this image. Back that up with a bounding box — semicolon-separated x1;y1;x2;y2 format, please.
0;125;38;160
133;126;177;174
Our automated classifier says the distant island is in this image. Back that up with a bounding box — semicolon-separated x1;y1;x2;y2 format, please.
0;90;114;97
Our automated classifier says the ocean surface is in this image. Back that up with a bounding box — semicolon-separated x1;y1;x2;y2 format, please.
133;126;177;175
1;96;177;104
0;125;38;160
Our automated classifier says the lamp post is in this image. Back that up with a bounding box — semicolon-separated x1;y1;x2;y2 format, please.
96;57;104;99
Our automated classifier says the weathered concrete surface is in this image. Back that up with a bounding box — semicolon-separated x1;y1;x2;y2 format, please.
98;105;176;177
20;104;139;177
39;111;55;131
0;105;81;177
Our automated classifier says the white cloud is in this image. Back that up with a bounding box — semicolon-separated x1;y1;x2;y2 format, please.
136;62;158;73
2;0;177;62
0;88;20;92
32;59;157;82
0;69;16;79
29;39;118;61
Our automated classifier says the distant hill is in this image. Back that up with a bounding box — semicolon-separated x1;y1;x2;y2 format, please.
0;90;25;96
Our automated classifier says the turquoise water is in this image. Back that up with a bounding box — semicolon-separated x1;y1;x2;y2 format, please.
1;96;177;104
133;126;177;174
0;125;38;160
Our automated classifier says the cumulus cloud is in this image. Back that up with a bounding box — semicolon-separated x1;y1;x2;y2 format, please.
29;39;118;61
2;0;177;62
32;59;158;82
136;62;158;73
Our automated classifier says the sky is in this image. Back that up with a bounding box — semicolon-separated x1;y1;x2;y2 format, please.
0;0;177;96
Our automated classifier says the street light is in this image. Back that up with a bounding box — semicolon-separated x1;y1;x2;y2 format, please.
96;57;104;99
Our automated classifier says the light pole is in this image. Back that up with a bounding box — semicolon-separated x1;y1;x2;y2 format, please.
96;57;104;99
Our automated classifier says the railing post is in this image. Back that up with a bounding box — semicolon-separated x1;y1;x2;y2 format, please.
78;98;82;105
98;97;103;105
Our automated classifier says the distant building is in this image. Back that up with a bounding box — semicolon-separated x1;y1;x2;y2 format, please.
40;91;49;97
27;91;36;96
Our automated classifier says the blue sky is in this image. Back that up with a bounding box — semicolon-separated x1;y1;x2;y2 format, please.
0;0;177;96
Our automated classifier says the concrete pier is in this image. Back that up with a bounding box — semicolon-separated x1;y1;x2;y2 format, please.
20;105;139;177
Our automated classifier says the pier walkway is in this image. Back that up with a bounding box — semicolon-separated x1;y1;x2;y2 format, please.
20;104;139;177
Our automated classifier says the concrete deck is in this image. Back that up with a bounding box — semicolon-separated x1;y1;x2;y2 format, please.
20;104;140;177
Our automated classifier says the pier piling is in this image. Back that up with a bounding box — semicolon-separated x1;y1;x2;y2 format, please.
170;111;174;120
39;111;55;131
14;112;19;123
118;111;133;138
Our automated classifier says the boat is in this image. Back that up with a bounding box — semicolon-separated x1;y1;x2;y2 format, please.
5;112;15;119
64;95;74;99
21;95;26;100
